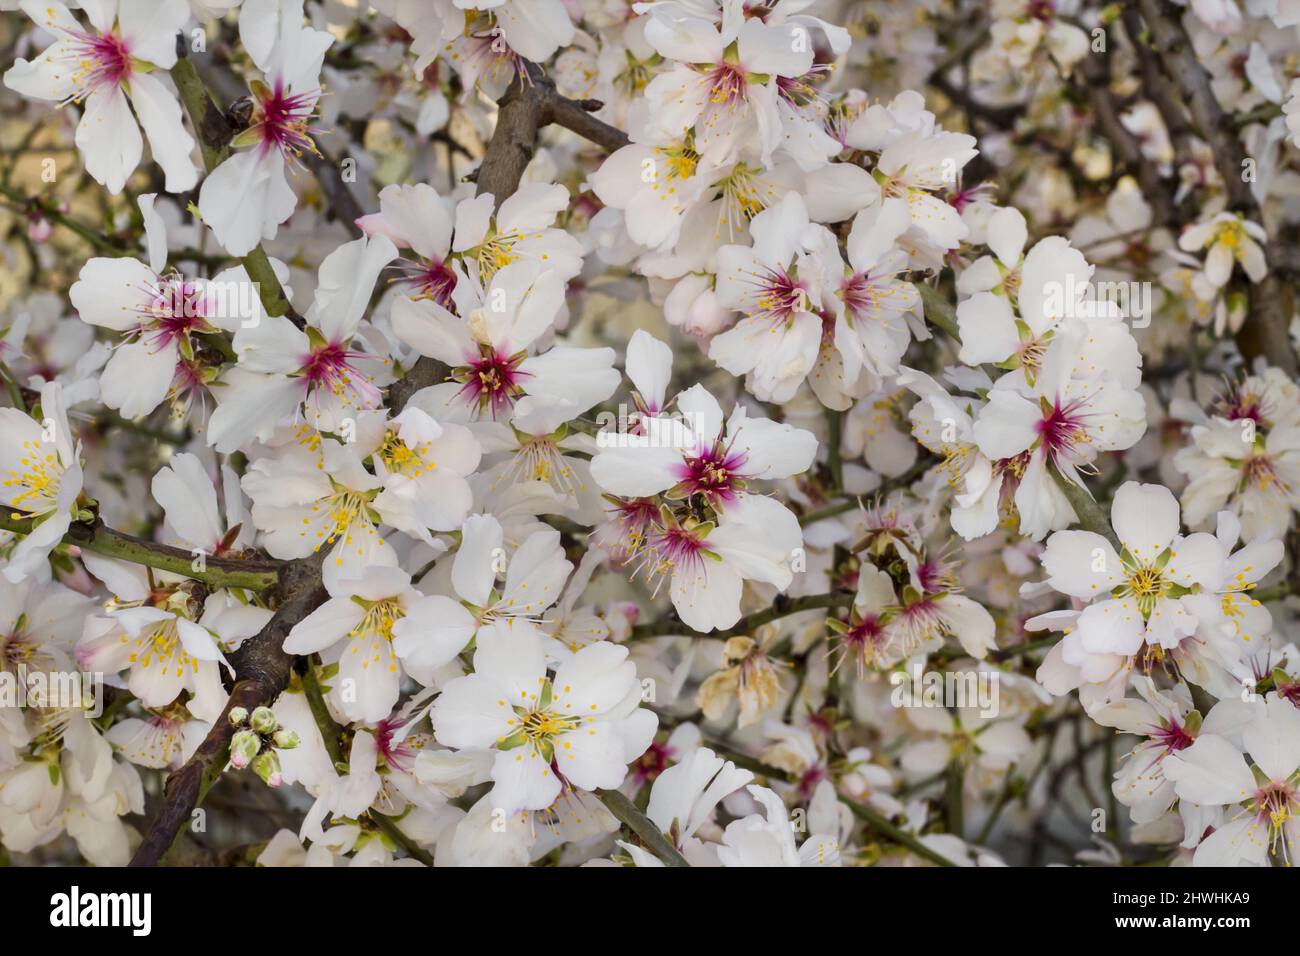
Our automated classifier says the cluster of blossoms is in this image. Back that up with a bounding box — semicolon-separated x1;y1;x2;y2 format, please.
0;0;1297;873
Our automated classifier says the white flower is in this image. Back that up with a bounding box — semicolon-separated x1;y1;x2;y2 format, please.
1179;510;1283;650
283;566;443;722
355;407;481;549
449;184;585;287
207;234;398;452
1040;482;1224;654
457;0;575;65
1;381;83;582
241;438;394;593
1093;678;1200;825
0;706;142;865
391;259;617;428
298;729;383;842
356;183;458;309
1284;78;1300;148
3;0;199;194
709;193;838;403
387;513;574;676
638;746;753;863
716;785;840;866
899;366;1002;540
590;379;812;632
875;130;978;251
971;329;1146;539
637;5;816;168
985;2;1089;75
1163;694;1300;866
1175;407;1300;541
77;582;249;722
591;379;817;509
956;232;1139;386
151;452;255;558
897;688;1031;787
105;712;209;770
430;627;657;813
198;8;334;255
1188;0;1244;34
1177;213;1268;291
829;198;919;397
590;136;715;253
0;576;91;685
70;194;262;419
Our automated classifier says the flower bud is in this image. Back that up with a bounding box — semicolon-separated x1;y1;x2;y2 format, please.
272;729;301;751
230;729;261;769
249;706;278;735
228;706;249;727
251;751;282;788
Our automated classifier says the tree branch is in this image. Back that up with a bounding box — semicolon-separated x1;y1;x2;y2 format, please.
388;62;629;414
1132;0;1299;376
370;812;436;866
129;553;327;866
597;789;690;867
0;510;282;591
1076;34;1178;227
0;182;133;255
1052;468;1121;550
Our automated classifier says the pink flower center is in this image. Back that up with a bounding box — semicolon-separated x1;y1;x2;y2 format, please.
1250;781;1298;843
1278;680;1300;708
140;278;212;348
914;559;952;594
393;258;458;308
841;272;892;322
65;30;132;94
604;497;660;561
452;347;530;419
950;183;994;214
675;441;748;506
301;341;380;409
749;267;809;324
253;80;318;157
1243;453;1284;492
1152;719;1195;754
1026;0;1057;20
707;62;747;105
646;525;708;585
375;718;423;774
843;614;886;652
1036;398;1088;461
1215;381;1266;426
633;741;674;784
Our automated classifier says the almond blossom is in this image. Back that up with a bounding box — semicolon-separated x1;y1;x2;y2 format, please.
3;0;198;194
2;0;1300;878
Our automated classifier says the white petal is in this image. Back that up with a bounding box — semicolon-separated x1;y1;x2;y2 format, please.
127;72;198;193
1110;481;1180;563
453;514;503;607
76;84;142;196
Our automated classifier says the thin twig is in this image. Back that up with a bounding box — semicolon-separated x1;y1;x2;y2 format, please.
597;789;690;867
0;510;282;591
